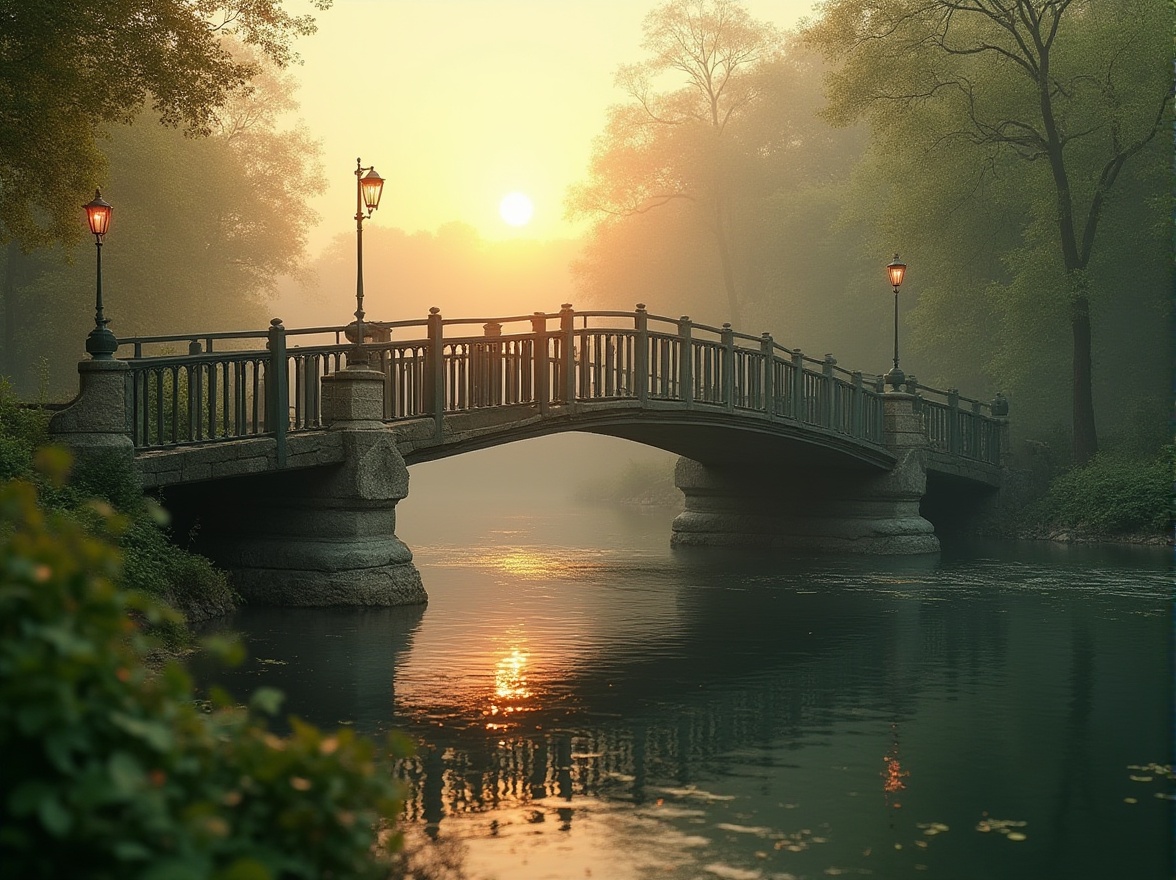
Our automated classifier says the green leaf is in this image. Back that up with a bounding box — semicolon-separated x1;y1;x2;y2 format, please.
217;857;274;880
37;794;72;836
249;687;284;717
113;840;153;861
110;712;174;751
108;751;146;795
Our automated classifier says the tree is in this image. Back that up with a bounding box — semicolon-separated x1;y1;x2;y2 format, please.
806;0;1173;464
567;0;782;325
0;49;324;395
0;0;329;249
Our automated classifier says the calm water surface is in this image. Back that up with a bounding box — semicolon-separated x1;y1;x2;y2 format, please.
196;499;1172;880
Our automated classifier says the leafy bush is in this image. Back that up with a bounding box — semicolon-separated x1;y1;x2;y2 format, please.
0;468;408;879
0;381;233;621
1033;445;1173;535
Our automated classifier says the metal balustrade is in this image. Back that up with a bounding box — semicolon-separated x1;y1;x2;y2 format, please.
116;305;1006;465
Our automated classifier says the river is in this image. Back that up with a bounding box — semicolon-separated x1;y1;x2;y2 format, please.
194;439;1172;880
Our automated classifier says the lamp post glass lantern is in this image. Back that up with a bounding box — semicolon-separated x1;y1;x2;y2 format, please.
352;157;384;366
83;189;117;359
884;254;907;390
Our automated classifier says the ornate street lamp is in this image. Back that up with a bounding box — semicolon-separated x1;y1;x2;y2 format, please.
83;189;117;359
352;157;384;365
884;254;907;390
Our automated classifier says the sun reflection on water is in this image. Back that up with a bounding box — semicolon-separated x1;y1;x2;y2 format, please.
485;647;534;730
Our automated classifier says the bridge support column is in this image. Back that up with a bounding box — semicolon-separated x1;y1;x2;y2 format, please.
197;365;426;607
670;394;938;554
47;359;135;472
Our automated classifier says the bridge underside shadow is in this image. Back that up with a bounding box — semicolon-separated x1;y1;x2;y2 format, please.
392;403;896;472
392;402;937;556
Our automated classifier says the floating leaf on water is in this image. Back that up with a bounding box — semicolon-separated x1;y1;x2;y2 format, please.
1129;775;1153;783
716;823;775;837
894;843;903;850
1124;797;1138;804
1006;832;1027;842
976;822;992;833
915;841;928;849
1153;792;1176;801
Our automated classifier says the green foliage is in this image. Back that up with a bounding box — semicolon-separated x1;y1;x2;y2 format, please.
0;378;50;481
3;58;325;397
804;0;1173;460
0;472;408;879
0;0;329;249
0;382;234;621
1032;446;1173;535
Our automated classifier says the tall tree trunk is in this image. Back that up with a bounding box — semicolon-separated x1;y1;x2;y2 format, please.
2;241;20;383
712;197;741;326
1069;282;1097;466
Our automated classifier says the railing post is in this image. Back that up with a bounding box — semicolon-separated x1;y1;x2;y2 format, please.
821;354;836;428
790;349;804;420
760;333;775;418
851;370;863;438
678;316;693;408
947;388;961;454
560;303;576;404
970;400;982;457
531;311;549;414
721;322;735;412
635;303;649;406
266;318;288;468
188;340;202;442
483;320;503;408
426;307;445;436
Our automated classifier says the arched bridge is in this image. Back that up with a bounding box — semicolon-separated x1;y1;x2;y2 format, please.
49;305;1009;607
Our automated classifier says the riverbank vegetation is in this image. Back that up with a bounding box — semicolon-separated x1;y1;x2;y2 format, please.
0;383;234;629
1026;445;1172;541
0;450;408;878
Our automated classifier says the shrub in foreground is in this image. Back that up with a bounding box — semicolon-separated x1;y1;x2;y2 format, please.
0;467;408;879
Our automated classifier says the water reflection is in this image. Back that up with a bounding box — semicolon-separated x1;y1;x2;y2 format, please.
194;508;1172;880
486;646;533;730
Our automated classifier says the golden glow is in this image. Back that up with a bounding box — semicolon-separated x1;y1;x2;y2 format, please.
83;189;112;237
499;192;534;227
493;549;565;578
360;168;384;214
485;647;534;730
887;254;907;288
293;1;812;252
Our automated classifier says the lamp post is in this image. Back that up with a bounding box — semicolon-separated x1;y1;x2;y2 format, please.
83;189;117;360
352;157;384;366
884;254;907;390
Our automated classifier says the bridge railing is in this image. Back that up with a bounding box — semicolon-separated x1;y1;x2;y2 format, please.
902;381;1004;465
115;306;1002;464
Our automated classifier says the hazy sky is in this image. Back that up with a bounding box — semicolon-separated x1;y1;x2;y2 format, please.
291;0;820;257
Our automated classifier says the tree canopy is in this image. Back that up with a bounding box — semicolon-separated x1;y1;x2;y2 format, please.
805;0;1173;462
567;0;783;324
1;49;324;395
0;0;329;248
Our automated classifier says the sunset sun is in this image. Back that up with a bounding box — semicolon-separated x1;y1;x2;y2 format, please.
499;192;534;227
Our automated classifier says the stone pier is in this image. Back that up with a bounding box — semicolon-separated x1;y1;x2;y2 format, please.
163;364;426;607
671;393;939;554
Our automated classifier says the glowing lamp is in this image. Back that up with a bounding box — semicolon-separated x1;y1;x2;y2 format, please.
84;189;113;239
887;254;906;289
360;168;384;215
